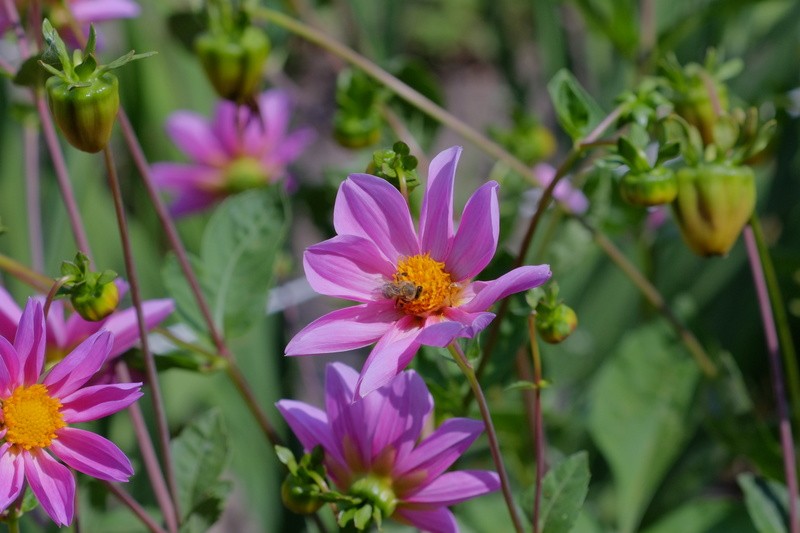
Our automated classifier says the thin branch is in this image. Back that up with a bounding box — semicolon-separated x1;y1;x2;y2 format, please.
104;481;169;533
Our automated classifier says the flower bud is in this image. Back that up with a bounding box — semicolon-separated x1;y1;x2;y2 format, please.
349;475;398;518
45;73;120;153
333;112;382;149
673;75;729;146
280;475;324;515
537;303;578;344
195;26;270;103
619;166;677;207
672;163;756;256
70;280;119;322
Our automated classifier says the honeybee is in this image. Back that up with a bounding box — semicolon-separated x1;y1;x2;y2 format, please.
381;280;423;303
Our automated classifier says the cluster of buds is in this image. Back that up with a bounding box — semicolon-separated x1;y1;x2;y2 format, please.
333;69;385;149
365;141;420;194
57;252;119;321
39;20;154;153
528;283;578;344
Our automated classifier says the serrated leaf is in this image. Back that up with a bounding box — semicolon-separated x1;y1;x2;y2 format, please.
738;473;799;533
588;324;701;533
200;188;290;338
547;69;604;141
538;451;590;533
171;409;230;528
179;481;232;533
162;253;212;336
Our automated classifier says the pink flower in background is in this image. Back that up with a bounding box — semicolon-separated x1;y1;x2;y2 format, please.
0;300;142;526
532;162;589;215
277;363;499;533
0;283;174;371
152;89;315;216
0;0;140;39
286;146;551;399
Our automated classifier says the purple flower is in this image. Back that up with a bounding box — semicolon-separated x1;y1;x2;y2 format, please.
152;90;315;216
0;299;142;526
532;163;589;215
0;1;140;40
277;363;500;533
286;146;552;398
0;283;174;374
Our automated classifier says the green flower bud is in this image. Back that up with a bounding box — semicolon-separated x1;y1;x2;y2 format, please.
672;163;756;256
46;73;120;153
333;112;382;149
281;475;324;515
619;166;677;207
349;475;397;518
195;26;270;103
71;280;119;322
673;78;728;146
537;303;578;344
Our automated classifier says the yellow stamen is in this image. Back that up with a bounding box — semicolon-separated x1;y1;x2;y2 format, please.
3;384;66;450
388;254;460;316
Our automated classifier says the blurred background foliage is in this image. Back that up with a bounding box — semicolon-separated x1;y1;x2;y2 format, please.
1;0;800;531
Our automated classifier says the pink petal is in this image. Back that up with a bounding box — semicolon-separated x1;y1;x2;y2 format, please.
13;299;45;386
150;163;221;191
60;383;143;423
333;174;419;263
325;363;371;468
362;369;432;464
460;265;552;313
404;470;500;506
394;507;458;533
23;450;75;526
258;90;292;147
45;300;70;349
44;331;112;398
0;336;16;395
419;147;461;262
353;316;423;400
446;181;500;281
0;444;25;511
103;299;175;358
49;427;133;482
70;0;140;22
169;190;223;217
275;400;348;473
0;285;22;341
211;100;241;154
272;128;315;165
415;308;495;346
165;111;228;166
285;303;398;356
304;235;396;303
394;418;484;485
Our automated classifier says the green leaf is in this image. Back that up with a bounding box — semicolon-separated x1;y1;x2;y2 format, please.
617;137;651;172
171;409;231;531
588;324;701;533
167;11;208;52
200;188;290;338
738;473;799;533
641;499;735;533
354;504;373;530
12;55;53;88
538;451;591;533
162;253;212;336
547;69;604;142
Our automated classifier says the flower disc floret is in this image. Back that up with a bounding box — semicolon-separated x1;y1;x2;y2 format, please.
391;254;458;315
3;385;65;450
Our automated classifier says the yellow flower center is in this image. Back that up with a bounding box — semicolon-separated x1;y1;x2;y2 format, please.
222;157;270;193
3;384;66;450
384;254;460;316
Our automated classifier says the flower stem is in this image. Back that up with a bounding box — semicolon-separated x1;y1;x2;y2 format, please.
744;225;800;533
102;147;182;523
23;125;44;272
749;216;800;430
447;342;525;533
527;315;546;533
6;517;19;533
115;364;179;533
42;276;69;318
104;481;168;533
114;111;284;448
0;253;53;292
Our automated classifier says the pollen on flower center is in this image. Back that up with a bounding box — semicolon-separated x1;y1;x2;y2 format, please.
3;384;66;450
386;254;459;316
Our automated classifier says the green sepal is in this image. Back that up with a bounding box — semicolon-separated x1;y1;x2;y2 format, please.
619;166;677;207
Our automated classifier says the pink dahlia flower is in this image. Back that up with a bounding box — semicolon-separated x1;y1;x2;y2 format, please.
0;284;173;373
286;146;552;398
0;0;140;40
0;300;142;526
152;89;315;216
277;363;500;533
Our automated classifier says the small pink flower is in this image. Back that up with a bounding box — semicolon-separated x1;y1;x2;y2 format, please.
286;146;552;398
152;90;315;216
0;283;173;374
277;363;499;533
0;299;142;526
532;163;589;215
